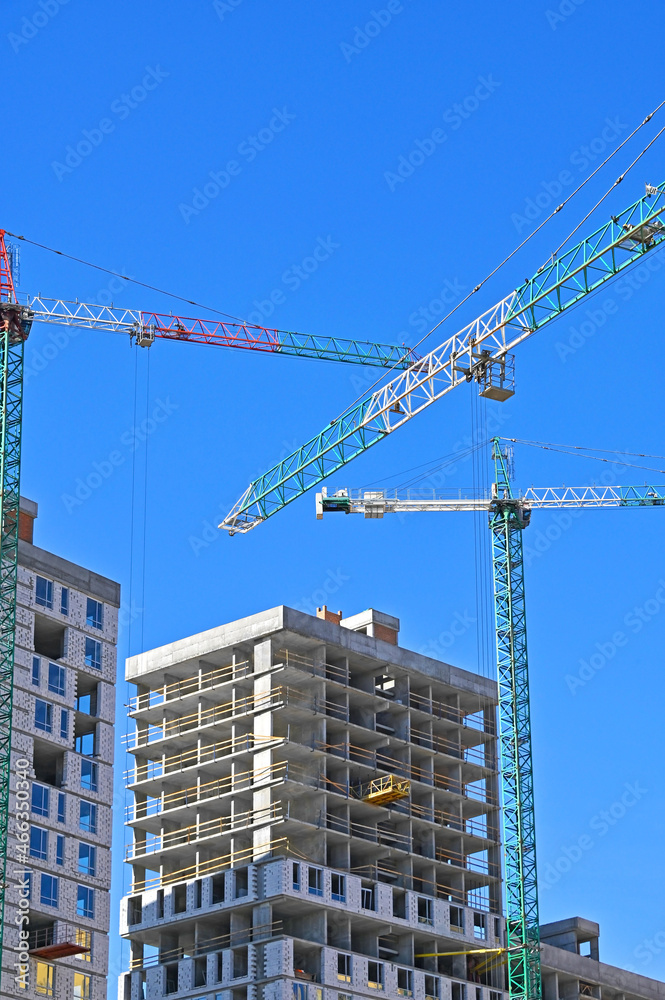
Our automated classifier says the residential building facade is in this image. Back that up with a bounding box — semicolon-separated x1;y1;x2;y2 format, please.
0;498;120;1000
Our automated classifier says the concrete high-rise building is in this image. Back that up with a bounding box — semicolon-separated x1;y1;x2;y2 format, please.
119;607;664;1000
1;498;119;1000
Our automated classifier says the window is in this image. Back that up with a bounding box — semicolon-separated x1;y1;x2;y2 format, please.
79;801;97;834
425;976;439;1000
56;835;64;866
79;843;97;877
494;918;501;943
474;912;487;941
60;588;69;616
30;826;48;861
77;884;94;919
292;862;300;890
331;873;346;902
35;576;53;610
361;885;375;910
339;995;352;1000
165;964;178;994
128;896;142;925
32;656;40;686
35;699;53;733
57;792;66;823
76;731;96;756
211;874;224;904
76;687;98;716
194;878;203;908
451;985;465;1000
86;598;103;630
40;874;59;907
60;709;69;740
367;962;384;990
81;760;98;791
32;783;50;818
308;866;323;896
194;956;207;986
34;960;54;997
173;883;186;913
450;905;464;933
48;662;65;697
73;972;91;999
75;928;92;962
398;969;413;997
156;889;165;918
337;954;351;983
84;637;101;670
418;896;434;926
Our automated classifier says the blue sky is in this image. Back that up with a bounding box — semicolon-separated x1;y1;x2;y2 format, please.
4;0;665;990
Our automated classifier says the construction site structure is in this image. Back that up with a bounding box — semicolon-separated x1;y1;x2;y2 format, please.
120;605;503;1000
2;498;119;999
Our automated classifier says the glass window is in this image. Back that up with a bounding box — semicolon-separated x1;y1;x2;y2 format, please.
57;792;66;823
60;587;69;616
474;912;487;940
76;731;95;756
331;873;346;902
292;862;300;889
29;827;48;861
308;866;323;896
86;598;103;630
337;954;351;982
84;637;101;670
418;896;434;925
73;972;91;1000
48;662;65;697
79;801;97;834
80;760;98;792
77;884;94;919
60;709;69;740
40;874;59;908
34;699;53;733
425;976;439;1000
75;928;92;962
31;784;50;818
35;576;53;610
398;969;413;997
367;962;384;990
34;960;54;997
32;656;40;686
56;835;64;866
78;843;96;877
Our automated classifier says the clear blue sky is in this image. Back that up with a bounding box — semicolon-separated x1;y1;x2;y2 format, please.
5;0;665;990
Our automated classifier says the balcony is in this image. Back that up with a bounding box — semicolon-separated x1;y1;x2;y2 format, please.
28;922;90;960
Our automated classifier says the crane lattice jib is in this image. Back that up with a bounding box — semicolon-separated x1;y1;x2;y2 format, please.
0;231;26;964
490;443;541;1000
221;182;665;533
23;297;416;369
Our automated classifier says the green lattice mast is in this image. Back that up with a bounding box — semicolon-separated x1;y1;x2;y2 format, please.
490;439;541;1000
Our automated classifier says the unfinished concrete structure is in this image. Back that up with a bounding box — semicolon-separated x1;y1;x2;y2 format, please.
120;605;503;1000
1;499;119;1000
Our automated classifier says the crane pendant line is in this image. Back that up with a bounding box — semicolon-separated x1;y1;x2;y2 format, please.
490;442;541;1000
221;181;665;534
0;231;26;965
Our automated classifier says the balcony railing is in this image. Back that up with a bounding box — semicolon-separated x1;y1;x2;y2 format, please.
129;920;282;970
126;803;281;860
128;659;252;712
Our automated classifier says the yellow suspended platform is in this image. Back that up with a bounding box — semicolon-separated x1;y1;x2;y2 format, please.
361;775;410;805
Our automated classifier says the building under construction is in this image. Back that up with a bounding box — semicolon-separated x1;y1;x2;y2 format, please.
119;606;663;1000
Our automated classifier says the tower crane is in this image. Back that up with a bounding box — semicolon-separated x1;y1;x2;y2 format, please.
315;457;665;1000
219;182;665;1000
0;231;416;964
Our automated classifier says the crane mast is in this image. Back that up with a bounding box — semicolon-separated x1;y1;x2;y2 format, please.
0;231;29;960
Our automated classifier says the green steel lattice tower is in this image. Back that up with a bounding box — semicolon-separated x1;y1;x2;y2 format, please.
490;439;541;1000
